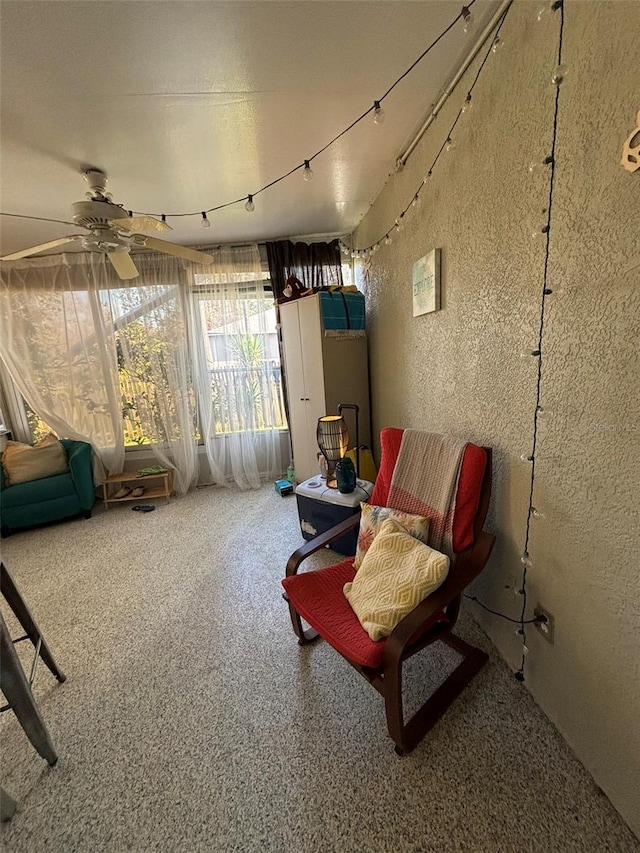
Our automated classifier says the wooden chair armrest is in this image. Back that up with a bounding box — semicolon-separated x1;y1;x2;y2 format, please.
384;531;496;665
286;513;361;577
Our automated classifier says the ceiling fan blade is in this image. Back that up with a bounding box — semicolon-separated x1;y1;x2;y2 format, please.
110;215;172;233
143;237;213;265
0;235;81;261
107;250;139;280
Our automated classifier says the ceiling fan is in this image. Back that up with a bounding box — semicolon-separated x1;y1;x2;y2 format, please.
0;169;213;279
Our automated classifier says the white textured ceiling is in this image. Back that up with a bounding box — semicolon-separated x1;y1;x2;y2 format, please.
0;0;499;256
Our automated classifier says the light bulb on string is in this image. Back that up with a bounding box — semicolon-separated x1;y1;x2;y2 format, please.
303;160;314;182
515;627;525;636
519;453;534;464
520;554;533;568
552;64;568;86
461;94;473;115
531;225;550;240
245;195;255;212
201;212;211;228
412;194;421;208
395;218;403;233
536;405;551;418
423;170;433;185
520;348;542;358
384;234;392;246
523;644;530;656
531;507;546;520
529;155;554;175
461;5;473;33
445;137;456;152
536;2;552;21
373;101;385;125
491;36;503;54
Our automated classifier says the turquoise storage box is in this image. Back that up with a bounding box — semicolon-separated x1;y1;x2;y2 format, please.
318;292;365;331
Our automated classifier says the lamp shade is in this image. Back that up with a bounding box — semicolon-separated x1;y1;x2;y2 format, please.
317;416;349;465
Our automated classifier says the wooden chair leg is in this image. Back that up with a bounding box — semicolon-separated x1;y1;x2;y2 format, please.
282;595;319;645
384;633;489;754
1;562;66;683
0;616;58;766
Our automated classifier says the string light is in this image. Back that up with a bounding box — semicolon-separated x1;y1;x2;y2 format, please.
491;36;503;53
515;0;565;683
551;64;567;86
531;225;550;240
303;160;314;182
373;101;385;125
461;94;473;114
384;234;392;246
462;5;473;33
201;212;211;228
395;217;403;232
64;1;477;230
411;195;421;208
348;2;511;255
245;195;255;212
529;155;554;174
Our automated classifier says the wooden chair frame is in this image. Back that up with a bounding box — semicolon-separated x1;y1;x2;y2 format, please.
284;449;494;754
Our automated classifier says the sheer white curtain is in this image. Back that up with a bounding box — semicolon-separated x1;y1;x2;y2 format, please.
0;252;198;493
0;253;124;478
101;254;198;495
186;244;286;489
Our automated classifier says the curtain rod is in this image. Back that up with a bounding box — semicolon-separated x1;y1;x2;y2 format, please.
397;0;513;167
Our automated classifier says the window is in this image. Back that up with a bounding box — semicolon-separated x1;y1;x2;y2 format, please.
193;277;286;435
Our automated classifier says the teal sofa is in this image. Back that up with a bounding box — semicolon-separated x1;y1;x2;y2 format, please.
0;439;95;536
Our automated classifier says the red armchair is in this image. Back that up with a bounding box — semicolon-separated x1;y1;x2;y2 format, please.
282;428;494;754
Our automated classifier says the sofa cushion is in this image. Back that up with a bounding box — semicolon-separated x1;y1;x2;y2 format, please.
283;558;388;668
282;556;450;669
1;471;77;508
344;518;450;641
2;434;69;485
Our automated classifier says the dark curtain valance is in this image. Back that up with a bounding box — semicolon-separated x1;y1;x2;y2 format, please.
265;239;343;299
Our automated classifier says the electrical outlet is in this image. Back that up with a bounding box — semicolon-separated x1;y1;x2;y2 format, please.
534;604;555;644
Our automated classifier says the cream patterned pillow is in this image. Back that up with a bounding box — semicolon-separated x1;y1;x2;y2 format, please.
354;503;430;570
344;517;449;642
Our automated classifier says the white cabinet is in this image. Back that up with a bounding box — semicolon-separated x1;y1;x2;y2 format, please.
280;294;370;483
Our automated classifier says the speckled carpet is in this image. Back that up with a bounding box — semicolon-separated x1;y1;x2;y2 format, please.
1;486;638;853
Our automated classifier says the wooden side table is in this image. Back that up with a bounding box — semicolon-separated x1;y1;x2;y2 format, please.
101;470;172;509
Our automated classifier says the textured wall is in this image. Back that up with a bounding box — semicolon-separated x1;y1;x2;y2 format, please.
354;0;639;836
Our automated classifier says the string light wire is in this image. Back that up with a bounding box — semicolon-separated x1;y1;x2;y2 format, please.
515;0;565;682
346;2;512;254
41;2;477;224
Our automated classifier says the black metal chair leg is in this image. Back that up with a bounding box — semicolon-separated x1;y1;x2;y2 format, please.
1;562;66;682
1;787;17;822
0;615;58;766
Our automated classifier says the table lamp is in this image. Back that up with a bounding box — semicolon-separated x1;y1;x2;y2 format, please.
316;415;349;488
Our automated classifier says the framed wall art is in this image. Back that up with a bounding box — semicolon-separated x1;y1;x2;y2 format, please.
412;248;441;316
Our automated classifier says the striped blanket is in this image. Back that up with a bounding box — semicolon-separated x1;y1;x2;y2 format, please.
387;430;467;557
